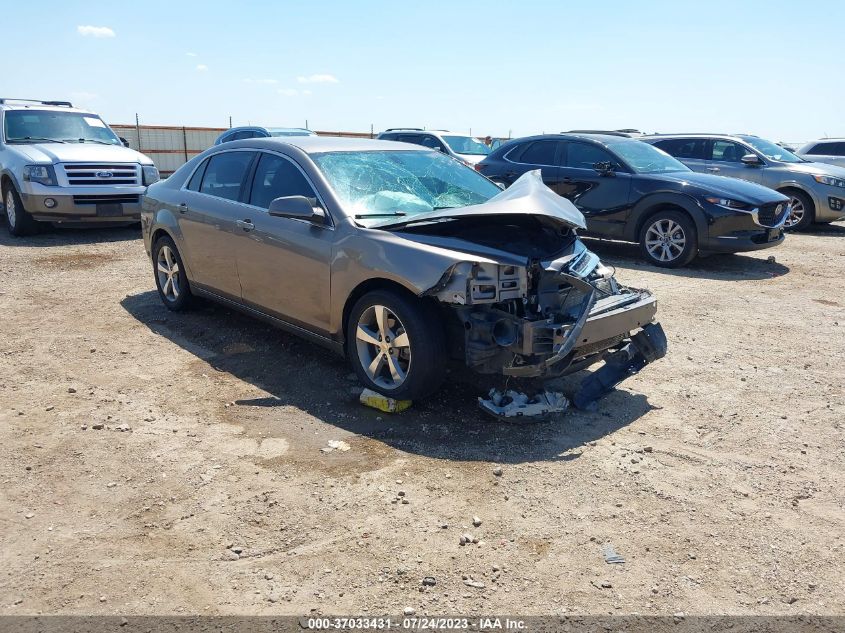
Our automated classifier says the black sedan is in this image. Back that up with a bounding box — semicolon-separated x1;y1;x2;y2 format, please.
476;133;790;267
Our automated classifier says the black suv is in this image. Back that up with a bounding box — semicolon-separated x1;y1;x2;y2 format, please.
476;134;790;267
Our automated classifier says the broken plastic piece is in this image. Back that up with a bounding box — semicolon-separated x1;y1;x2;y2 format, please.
359;388;412;414
478;388;569;420
573;322;667;410
602;543;625;564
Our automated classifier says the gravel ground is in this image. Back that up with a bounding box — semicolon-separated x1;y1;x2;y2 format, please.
1;223;843;616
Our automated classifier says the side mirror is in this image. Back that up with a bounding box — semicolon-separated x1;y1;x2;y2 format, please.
119;137;130;148
741;153;761;166
268;195;325;224
594;161;615;175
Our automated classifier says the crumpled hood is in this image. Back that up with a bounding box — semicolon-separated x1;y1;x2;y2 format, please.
11;143;152;165
377;170;587;230
645;170;789;205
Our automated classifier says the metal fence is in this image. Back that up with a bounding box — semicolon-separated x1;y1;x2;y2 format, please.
110;123;374;175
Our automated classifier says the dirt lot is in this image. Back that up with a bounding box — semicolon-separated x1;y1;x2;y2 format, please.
1;224;843;616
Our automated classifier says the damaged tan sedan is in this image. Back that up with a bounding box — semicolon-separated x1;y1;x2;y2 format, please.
141;137;666;405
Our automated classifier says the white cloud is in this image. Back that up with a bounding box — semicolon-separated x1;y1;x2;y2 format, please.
196;64;208;72
77;25;115;38
302;89;312;96
186;52;198;57
297;73;339;84
278;88;300;97
244;78;278;85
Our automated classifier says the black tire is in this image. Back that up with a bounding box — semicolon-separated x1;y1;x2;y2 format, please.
639;209;698;268
3;182;39;237
346;289;446;400
779;189;814;231
152;235;194;311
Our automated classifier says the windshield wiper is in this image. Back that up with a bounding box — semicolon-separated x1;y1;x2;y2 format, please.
354;212;407;219
6;137;67;144
74;138;113;145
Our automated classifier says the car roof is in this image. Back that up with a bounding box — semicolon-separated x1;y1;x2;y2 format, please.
380;129;477;138
513;133;641;146
641;133;747;141
0;103;94;115
221;135;435;154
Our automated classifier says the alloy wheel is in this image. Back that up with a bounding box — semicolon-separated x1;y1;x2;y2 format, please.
645;218;686;263
355;305;412;390
6;190;16;229
156;245;181;301
784;197;805;229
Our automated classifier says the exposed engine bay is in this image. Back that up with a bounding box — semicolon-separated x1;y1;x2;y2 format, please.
399;214;666;389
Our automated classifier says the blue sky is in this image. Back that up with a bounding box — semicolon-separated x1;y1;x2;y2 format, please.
2;1;842;142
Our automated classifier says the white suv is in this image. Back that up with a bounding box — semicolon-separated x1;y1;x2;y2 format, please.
376;128;491;165
0;98;158;236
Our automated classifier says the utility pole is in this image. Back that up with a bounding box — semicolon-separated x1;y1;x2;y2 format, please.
134;113;141;151
228;115;232;129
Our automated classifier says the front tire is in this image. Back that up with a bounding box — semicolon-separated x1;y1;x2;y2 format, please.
3;183;39;237
639;210;698;268
346;289;446;400
152;235;194;311
780;189;814;231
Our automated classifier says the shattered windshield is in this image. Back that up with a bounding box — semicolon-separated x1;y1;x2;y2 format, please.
442;136;491;156
4;110;121;145
312;150;501;225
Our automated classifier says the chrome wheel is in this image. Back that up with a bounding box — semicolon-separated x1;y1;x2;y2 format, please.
645;218;686;262
784;197;805;229
6;190;16;229
355;305;412;390
156;245;181;301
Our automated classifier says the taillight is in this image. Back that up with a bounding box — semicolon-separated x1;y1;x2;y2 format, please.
474;163;484;172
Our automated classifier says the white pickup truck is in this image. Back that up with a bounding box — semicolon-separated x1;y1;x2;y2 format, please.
0;98;158;236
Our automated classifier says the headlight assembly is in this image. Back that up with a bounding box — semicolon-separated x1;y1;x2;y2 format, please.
142;165;160;186
704;196;750;210
22;164;58;186
813;174;845;188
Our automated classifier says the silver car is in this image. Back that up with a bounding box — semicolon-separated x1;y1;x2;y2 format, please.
0;98;158;236
643;133;845;230
795;139;845;169
376;129;491;166
141;137;666;403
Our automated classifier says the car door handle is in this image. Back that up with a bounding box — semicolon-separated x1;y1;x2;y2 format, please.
178;202;188;213
707;167;720;172
562;177;574;183
236;219;255;231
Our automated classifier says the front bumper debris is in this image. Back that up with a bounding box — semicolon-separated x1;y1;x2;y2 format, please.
478;388;569;421
572;322;668;410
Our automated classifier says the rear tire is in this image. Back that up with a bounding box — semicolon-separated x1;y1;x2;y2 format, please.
3;183;39;237
346;289;446;400
639;209;698;268
779;189;814;231
152;235;194;311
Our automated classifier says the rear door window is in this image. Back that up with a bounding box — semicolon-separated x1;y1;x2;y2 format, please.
653;138;708;160
199;151;255;201
808;141;845;156
512;140;561;166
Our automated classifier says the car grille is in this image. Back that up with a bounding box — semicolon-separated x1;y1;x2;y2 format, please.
62;163;139;186
73;194;141;205
756;202;787;228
